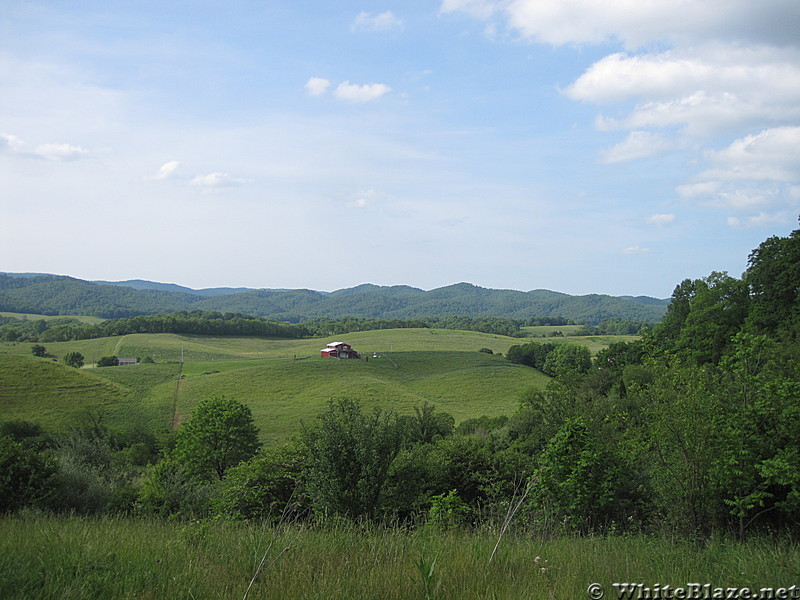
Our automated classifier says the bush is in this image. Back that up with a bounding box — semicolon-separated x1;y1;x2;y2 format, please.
212;444;306;521
0;437;58;512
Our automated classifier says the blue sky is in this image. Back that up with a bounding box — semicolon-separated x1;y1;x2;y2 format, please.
2;1;799;298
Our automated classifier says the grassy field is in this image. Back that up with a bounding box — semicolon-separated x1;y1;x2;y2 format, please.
1;515;797;600
0;326;633;443
0;329;548;443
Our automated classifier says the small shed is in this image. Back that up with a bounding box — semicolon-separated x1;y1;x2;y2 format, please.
117;357;138;366
320;342;360;359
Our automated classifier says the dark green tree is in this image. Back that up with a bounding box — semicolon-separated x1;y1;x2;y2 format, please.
744;221;800;336
173;397;260;481
31;344;47;357
302;398;404;520
63;351;84;368
96;356;119;367
405;401;454;445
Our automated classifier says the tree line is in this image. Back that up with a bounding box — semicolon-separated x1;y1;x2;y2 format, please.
1;311;609;343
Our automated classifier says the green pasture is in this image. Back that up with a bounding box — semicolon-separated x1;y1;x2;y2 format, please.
0;354;128;430
174;351;548;444
521;324;584;336
0;326;632;442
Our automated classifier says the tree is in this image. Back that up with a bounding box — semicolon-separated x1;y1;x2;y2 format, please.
542;344;592;377
302;398;404;520
744;222;800;336
31;344;47;357
63;351;84;368
528;417;619;532
173;397;260;481
96;356;119;367
674;272;750;365
405;401;454;445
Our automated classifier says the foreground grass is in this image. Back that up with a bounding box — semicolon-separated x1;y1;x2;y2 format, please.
1;515;797;600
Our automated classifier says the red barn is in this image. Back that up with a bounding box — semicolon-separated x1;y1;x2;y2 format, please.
320;342;360;359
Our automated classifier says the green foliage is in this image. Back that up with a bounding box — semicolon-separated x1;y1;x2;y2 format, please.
213;443;306;521
302;398;404;520
63;351;84;368
426;489;470;530
31;344;46;357
744;224;800;335
529;418;618;532
0;420;49;448
39;310;309;342
96;355;119;367
415;554;442;600
0;437;57;512
542;344;592;378
137;457;212;517
173;396;260;481
404;401;455;445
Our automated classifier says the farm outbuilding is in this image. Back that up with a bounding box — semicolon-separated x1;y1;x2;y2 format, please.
320;342;360;359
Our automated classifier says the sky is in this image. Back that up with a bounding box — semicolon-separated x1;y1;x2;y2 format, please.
1;1;799;298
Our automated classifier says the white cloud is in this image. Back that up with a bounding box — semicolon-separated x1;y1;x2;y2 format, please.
600;130;677;163
190;172;251;188
33;142;89;161
333;81;392;103
305;77;331;96
622;246;650;255
350;189;379;208
701;127;800;183
352;11;404;32
440;0;497;19
0;133;24;153
676;181;721;199
728;212;791;228
467;0;800;48
154;160;181;180
677;128;800;213
568;46;800;136
646;213;675;225
0;132;89;161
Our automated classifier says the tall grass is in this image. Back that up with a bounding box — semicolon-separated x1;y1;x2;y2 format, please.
1;514;797;600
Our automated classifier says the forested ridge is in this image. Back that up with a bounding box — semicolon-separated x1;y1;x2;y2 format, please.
1;223;799;541
0;274;668;323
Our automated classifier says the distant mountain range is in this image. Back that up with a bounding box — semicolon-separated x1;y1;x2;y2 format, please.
0;273;669;324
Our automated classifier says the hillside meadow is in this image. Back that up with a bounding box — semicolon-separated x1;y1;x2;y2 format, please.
0;326;621;441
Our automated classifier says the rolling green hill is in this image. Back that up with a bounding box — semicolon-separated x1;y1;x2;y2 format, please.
0;354;131;430
0;273;668;323
0;328;601;443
